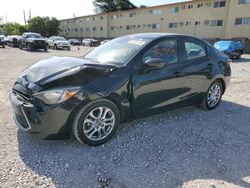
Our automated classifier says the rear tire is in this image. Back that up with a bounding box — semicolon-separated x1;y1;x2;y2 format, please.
19;43;23;49
73;99;120;146
201;81;223;110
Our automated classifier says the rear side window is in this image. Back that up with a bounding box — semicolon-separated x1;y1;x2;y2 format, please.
185;41;206;60
143;39;178;64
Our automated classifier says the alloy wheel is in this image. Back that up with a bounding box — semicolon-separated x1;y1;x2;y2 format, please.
207;84;222;107
82;107;115;141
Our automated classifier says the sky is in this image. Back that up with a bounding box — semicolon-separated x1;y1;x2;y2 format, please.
0;0;188;24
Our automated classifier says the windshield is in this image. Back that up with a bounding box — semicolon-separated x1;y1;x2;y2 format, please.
26;34;41;38
214;41;231;50
85;36;152;65
54;37;66;41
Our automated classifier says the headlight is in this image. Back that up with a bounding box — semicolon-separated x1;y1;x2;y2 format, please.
33;87;81;104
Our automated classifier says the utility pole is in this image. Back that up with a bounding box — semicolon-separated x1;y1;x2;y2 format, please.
23;10;27;25
29;9;31;20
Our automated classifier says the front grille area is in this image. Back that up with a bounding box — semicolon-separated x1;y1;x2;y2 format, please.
15;113;29;129
34;40;45;44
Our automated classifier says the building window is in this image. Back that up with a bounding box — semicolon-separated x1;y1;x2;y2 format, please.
92;17;96;21
153;9;161;15
195;21;201;25
171;7;179;13
186;21;191;26
100;26;104;31
137;24;141;28
187;4;193;9
239;0;250;4
100;16;104;20
93;27;96;31
128;12;136;17
235;17;250;25
211;20;223;26
169;22;178;28
126;25;132;30
152;23;161;29
214;0;226;8
197;3;203;8
111;15;118;19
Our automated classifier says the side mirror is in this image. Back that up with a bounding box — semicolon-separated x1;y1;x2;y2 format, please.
144;58;165;70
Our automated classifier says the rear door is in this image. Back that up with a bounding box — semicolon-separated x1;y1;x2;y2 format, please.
180;37;214;103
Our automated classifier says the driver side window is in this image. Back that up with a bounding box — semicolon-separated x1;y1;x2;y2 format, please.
143;39;178;65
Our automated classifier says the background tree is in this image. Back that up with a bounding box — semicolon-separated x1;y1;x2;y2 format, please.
27;16;60;37
139;5;147;8
93;0;136;13
2;23;27;35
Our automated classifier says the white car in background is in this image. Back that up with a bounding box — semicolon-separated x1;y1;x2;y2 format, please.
47;36;71;50
82;38;99;46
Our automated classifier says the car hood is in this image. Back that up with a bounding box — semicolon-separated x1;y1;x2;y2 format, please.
55;40;70;44
28;38;46;41
18;56;116;86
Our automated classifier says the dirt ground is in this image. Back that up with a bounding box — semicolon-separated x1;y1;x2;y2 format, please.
0;46;250;188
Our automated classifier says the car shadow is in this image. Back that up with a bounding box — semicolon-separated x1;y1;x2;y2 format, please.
17;100;250;188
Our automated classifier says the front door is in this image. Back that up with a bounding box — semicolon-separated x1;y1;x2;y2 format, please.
131;37;189;116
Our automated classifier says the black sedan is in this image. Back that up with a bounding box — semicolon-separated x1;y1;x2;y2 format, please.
10;33;231;145
69;39;81;46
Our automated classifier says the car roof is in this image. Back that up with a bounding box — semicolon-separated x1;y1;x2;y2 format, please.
23;32;40;35
125;32;187;39
123;33;209;45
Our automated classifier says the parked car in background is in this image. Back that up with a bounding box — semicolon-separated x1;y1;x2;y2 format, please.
6;35;21;47
47;36;71;50
18;32;48;52
214;40;245;59
100;39;110;45
10;33;231;145
82;38;99;46
0;29;5;48
69;39;81;46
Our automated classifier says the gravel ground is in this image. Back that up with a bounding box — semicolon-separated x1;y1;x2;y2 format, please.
0;46;250;188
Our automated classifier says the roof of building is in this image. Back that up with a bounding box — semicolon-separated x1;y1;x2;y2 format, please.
59;0;205;21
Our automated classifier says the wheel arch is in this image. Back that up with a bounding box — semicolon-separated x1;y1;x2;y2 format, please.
215;78;226;95
64;94;130;135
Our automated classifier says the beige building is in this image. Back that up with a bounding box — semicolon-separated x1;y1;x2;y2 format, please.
59;0;250;40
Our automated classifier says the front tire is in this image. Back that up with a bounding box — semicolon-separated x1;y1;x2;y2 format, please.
19;43;23;49
73;99;120;146
201;81;223;110
44;46;48;52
